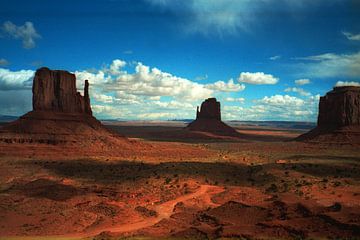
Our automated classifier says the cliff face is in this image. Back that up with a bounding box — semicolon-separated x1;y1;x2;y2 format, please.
196;98;221;121
0;67;116;145
296;86;360;144
187;98;238;136
318;86;360;127
32;67;92;115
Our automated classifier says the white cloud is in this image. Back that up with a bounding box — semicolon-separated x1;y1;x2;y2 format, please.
109;59;126;75
270;55;281;60
1;21;41;49
335;81;360;87
205;79;245;92
104;61;213;101
295;78;310;85
0;58;9;66
238;72;279;85
342;31;360;41
92;93;114;103
225;97;245;103
294;51;360;78
258;94;304;106
284;87;311;96
0;68;34;90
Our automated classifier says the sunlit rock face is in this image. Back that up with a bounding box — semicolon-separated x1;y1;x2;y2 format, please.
296;86;360;144
318;86;360;127
32;67;92;115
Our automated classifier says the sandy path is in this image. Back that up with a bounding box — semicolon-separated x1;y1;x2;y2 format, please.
2;184;224;239
84;184;224;237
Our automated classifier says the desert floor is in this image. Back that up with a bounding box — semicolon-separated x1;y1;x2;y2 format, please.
0;121;359;240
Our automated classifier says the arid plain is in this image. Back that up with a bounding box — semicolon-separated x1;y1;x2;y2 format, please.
0;120;359;240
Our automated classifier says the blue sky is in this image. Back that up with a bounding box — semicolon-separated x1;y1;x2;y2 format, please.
0;0;359;121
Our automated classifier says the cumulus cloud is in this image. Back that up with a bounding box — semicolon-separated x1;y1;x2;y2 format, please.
224;93;319;121
103;61;213;101
342;31;360;41
238;72;279;85
1;21;41;49
258;94;304;106
294;51;360;78
205;79;245;92
295;78;310;85
284;87;311;96
0;58;9;66
0;68;34;90
109;59;126;75
335;81;360;87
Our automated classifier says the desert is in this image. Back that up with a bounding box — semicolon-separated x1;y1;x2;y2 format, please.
1;1;360;239
0;68;359;239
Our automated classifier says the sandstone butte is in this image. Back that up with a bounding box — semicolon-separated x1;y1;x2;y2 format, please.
0;67;126;146
296;86;360;144
186;98;239;136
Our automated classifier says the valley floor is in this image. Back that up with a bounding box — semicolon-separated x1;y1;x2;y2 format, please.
0;122;359;239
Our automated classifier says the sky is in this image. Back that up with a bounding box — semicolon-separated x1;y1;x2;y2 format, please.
0;0;359;121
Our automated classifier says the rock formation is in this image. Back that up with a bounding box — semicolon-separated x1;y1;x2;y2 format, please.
0;67;124;145
32;67;92;114
187;98;238;136
196;98;221;121
296;86;360;144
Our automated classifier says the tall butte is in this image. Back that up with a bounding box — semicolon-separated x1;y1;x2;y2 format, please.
186;98;238;136
0;67;125;145
296;86;360;144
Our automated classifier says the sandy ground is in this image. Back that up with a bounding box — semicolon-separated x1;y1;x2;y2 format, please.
0;122;359;239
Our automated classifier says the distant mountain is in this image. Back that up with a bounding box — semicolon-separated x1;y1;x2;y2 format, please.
227;120;316;130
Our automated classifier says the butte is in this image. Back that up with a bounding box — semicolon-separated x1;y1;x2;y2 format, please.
296;86;360;144
186;98;239;137
0;67;129;148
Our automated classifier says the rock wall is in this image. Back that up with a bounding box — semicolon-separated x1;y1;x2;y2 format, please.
196;98;221;121
32;67;92;115
318;86;360;127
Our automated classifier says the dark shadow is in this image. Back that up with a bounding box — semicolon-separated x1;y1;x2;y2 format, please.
286;154;360;162
105;125;301;143
25;159;274;186
8;178;80;201
279;159;360;179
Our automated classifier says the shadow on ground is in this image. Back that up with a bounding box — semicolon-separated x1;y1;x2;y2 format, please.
105;125;300;143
